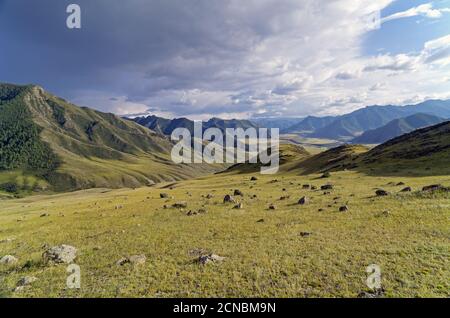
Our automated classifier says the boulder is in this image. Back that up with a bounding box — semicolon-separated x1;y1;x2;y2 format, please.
400;187;412;192
42;245;77;264
234;189;243;196
172;202;188;208
321;184;333;190
339;205;349;212
298;196;309;205
160;193;169;199
223;195;236;204
17;276;37;287
0;255;18;265
375;190;389;196
422;184;448;192
198;254;225;265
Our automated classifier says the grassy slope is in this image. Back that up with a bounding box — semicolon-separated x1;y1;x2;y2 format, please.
0;170;448;297
0;84;223;193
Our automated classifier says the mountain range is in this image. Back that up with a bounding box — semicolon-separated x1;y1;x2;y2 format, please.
280;100;450;140
130;115;259;136
1;82;450;195
0;83;221;193
352;113;446;144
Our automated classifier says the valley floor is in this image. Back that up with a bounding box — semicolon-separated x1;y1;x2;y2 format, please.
0;171;449;297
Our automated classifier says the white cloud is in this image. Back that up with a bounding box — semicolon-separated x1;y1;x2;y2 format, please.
381;3;450;24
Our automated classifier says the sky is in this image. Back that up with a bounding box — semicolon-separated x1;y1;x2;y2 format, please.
0;0;449;119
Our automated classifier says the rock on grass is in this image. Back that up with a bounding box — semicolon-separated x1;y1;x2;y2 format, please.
198;254;225;265
42;245;77;264
0;255;18;265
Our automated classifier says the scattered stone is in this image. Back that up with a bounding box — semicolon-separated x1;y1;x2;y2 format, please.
321;184;333;190
223;195;236;204
375;189;389;196
300;232;312;237
298;196;309;205
198;254;225;265
318;208;324;212
42;245;77;264
257;219;265;223
17;276;37;287
396;182;405;186
40;213;50;217
422;184;448;192
302;184;310;189
172;202;188;209
197;208;207;214
268;204;277;210
206;193;214;199
115;205;123;210
160;193;169;199
311;186;318;190
250;176;258;181
339;205;349;212
400;187;412;192
234;189;243;196
0;255;18;265
116;257;130;266
279;195;290;201
233;202;244;209
129;255;146;266
186;210;198;216
358;289;385;298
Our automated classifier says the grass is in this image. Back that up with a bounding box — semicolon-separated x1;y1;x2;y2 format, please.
0;170;448;297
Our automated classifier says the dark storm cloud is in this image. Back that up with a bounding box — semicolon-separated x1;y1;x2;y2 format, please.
2;1;426;118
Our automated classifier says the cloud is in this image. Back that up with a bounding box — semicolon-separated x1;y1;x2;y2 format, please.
0;0;448;118
422;34;450;65
381;3;450;24
363;54;420;72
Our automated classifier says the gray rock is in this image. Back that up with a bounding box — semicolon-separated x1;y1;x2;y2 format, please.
234;189;243;196
198;254;225;265
321;184;333;190
339;205;349;212
0;255;18;265
223;195;236;204
422;184;448;192
160;193;169;198
43;245;77;264
17;276;37;287
129;255;146;266
298;196;309;205
400;187;412;192
172;202;188;208
375;189;389;196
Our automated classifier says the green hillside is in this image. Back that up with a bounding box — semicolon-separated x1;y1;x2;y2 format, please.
359;120;450;176
0;84;222;195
